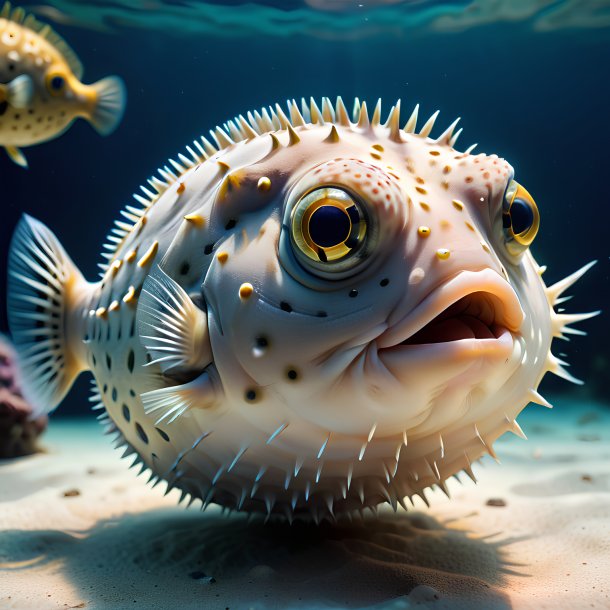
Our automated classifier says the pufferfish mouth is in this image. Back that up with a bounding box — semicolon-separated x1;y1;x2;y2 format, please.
378;269;524;350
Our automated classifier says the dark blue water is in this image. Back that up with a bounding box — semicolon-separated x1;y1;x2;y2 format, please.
1;0;609;414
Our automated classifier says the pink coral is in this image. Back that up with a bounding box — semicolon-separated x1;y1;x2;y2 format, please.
0;334;47;458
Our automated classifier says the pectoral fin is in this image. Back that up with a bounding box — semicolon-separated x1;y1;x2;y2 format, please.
6;75;33;108
141;371;217;425
137;266;212;373
5;146;28;168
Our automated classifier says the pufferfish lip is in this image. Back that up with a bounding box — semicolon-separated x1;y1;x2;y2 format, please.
377;269;525;350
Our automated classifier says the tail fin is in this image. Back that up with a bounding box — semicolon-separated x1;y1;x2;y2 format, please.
7;215;91;416
89;76;126;136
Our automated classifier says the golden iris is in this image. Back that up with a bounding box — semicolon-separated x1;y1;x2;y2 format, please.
45;72;66;96
291;187;367;263
502;180;540;251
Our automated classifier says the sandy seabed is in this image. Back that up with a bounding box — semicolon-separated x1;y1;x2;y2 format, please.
0;395;609;610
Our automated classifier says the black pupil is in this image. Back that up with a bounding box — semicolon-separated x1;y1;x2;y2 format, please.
510;198;534;234
51;76;64;90
309;205;351;248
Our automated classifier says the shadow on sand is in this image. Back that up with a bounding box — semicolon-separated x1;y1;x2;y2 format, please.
0;509;520;609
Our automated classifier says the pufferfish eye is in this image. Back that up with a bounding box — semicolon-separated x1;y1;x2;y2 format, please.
502;180;540;253
291;187;367;267
45;72;66;95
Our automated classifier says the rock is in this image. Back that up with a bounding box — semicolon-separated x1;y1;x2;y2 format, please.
63;489;81;498
0;335;47;459
486;498;507;507
409;585;441;603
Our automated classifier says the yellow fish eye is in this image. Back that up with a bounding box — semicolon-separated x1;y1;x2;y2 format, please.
291;187;367;264
502;180;540;251
45;72;67;96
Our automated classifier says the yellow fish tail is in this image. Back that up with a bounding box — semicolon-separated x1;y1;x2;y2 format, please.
7;215;94;416
88;75;127;136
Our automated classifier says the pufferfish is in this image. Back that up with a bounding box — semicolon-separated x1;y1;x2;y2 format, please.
0;2;126;168
7;97;598;521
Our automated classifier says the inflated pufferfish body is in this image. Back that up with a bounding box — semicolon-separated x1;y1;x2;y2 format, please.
7;97;598;520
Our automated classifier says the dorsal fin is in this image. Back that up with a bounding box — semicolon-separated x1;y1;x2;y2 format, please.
1;2;84;79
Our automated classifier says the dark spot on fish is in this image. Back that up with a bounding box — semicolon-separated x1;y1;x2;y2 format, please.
180;262;190;275
127;350;135;373
0;101;8;116
92;354;97;367
245;389;257;402
8;63;14;71
129;317;136;338
122;404;130;422
349;289;358;298
129;389;136;397
156;428;170;442
106;354;112;370
280;301;292;313
255;336;268;348
225;219;237;230
380;278;390;287
62;488;80;498
317;311;328;318
111;387;118;402
204;243;214;255
135;423;149;444
28;108;34;115
286;369;298;381
13;113;20;120
102;383;107;394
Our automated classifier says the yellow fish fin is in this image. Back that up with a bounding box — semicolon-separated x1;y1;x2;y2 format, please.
89;76;126;136
1;2;83;79
5;146;28;168
7;215;93;416
6;75;33;108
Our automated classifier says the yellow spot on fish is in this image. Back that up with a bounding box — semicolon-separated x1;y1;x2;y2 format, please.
137;241;159;268
137;216;147;235
217;161;230;174
177;182;186;194
481;241;491;253
418;226;431;237
95;307;107;319
239;283;254;300
440;220;452;230
372;144;384;152
217;251;229;264
419;202;430;211
325;125;340;143
370;152;382;160
123;285;136;304
125;249;138;264
108;300;120;312
184;213;205;227
465;221;475;232
415;186;427;195
257;176;272;192
436;248;451;260
452;199;464;211
110;260;122;276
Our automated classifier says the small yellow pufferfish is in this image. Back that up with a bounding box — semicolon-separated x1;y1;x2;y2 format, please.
7;96;599;522
0;2;126;168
